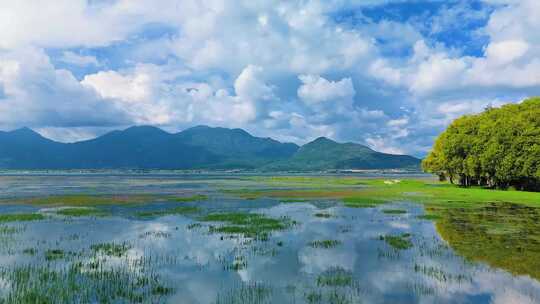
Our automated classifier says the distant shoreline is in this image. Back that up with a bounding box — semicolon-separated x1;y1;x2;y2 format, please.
0;169;430;177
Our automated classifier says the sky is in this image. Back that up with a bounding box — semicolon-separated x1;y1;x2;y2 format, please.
0;0;539;157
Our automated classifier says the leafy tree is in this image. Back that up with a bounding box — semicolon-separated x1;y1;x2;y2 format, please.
423;97;540;191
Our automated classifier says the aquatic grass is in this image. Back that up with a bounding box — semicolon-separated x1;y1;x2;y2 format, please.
187;223;202;230
316;268;354;287
305;291;323;304
380;233;413;250
200;212;295;241
214;282;272;304
0;262;173;303
22;248;37;255
224;255;248;271
0;226;24;235
414;264;472;284
168;194;208;202
343;197;386;208
139;231;171;239
309;239;342;249
0;213;44;223
45;249;69;261
314;212;333;218
382;209;407;215
91;242;132;257
281;198;309;203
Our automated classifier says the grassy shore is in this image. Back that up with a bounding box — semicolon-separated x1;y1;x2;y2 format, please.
235;176;540;207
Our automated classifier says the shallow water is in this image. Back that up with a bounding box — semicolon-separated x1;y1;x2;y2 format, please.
0;175;538;303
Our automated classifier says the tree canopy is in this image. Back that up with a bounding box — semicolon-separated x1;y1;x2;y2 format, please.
422;97;540;191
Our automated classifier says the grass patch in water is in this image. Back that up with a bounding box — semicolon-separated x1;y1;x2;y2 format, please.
382;209;407;215
380;233;413;250
200;212;295;241
0;213;44;223
168;194;208;202
281;198;309;203
22;248;37;255
214;282;272;304
136;206;200;218
0;262;173;303
305;291;323;304
316;267;354;287
45;249;68;261
314;212;333;218
309;239;342;249
0;226;24;235
91;242;132;257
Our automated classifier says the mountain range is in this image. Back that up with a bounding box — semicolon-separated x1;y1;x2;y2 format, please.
0;126;420;170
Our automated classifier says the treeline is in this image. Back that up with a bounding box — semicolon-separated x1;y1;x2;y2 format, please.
422;97;540;191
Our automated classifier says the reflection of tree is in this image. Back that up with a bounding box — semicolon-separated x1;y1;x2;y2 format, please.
436;202;540;280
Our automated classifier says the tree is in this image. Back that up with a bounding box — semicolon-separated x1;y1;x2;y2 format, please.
422;97;540;191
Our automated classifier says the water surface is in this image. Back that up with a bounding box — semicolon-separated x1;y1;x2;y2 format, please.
0;174;538;303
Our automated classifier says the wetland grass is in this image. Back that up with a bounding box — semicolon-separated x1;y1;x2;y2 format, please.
91;242;132;257
168;194;208;202
0;225;24;235
0;261;173;303
309;239;342;249
214;282;272;304
316;268;354;287
0;213;44;223
380;233;413;250
382;209;407;215
45;249;69;261
200;212;295;241
314;212;333;218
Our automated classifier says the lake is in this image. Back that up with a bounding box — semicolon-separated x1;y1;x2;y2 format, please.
0;174;538;303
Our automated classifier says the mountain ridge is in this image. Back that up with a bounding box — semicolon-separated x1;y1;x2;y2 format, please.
0;125;420;170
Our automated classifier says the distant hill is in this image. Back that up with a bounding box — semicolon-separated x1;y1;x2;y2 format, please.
263;137;420;171
0;126;420;170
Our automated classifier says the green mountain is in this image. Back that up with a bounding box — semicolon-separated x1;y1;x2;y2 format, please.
264;137;420;171
0;126;420;170
175;126;299;168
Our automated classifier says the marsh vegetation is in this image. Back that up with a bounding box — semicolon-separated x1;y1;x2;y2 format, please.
0;174;538;303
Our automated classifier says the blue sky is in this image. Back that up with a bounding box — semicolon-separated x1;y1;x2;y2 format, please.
0;0;539;156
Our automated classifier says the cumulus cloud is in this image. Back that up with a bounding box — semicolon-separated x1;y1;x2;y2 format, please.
0;47;129;129
0;0;539;155
59;51;99;67
298;75;355;105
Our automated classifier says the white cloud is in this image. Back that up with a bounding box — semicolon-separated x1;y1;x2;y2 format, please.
234;65;274;102
484;40;529;66
82;70;151;103
59;51;99;67
0;0;539;156
298;75;355;104
366;136;405;155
